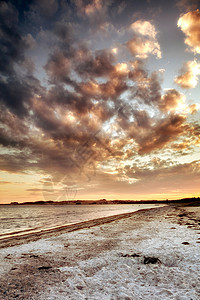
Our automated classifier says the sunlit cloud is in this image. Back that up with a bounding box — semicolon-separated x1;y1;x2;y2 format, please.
112;48;118;54
174;59;200;88
189;103;200;114
127;37;161;59
130;20;157;39
114;63;129;76
160;89;186;112
127;20;161;59
178;9;200;54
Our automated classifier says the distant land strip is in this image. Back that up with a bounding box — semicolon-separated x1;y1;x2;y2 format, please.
2;197;200;205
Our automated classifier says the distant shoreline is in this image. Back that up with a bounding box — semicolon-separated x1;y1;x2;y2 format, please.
1;197;200;206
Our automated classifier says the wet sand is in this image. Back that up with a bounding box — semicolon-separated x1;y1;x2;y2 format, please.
0;206;200;299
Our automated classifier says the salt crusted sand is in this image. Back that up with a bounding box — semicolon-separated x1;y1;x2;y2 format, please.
0;205;200;300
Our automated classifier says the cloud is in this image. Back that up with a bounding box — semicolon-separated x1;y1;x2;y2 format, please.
130;20;157;39
176;0;199;12
0;152;36;173
0;2;41;117
174;59;200;88
127;20;161;59
127;36;161;59
84;0;102;15
31;0;58;18
0;75;41;117
75;49;115;78
116;1;127;15
53;21;74;42
178;9;200;54
160;89;185;112
75;61;129;101
122;159;200;195
133;71;162;106
74;0;106;18
99;78;128;100
132;109;152;129
0;2;30;76
116;94;189;155
74;0;112;28
189;103;199;114
129;60;148;82
136;114;187;154
44;51;72;84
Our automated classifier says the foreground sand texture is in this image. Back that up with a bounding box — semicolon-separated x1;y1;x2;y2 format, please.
0;206;200;299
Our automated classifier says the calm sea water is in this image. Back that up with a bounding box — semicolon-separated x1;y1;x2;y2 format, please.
0;204;163;239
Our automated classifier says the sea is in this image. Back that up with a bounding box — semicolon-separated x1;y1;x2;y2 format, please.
0;204;164;240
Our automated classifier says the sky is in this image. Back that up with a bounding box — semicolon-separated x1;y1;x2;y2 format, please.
0;0;200;204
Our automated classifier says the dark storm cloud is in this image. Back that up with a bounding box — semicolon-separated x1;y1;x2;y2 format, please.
137;114;187;154
0;152;36;173
75;49;115;78
128;61;163;107
0;105;33;152
132;109;152;129
0;116;30;150
0;105;27;134
31;0;58;18
0;1;41;117
0;2;28;76
53;21;74;42
133;71;162;106
0;75;41;117
44;85;94;115
0;129;23;149
44;51;73;84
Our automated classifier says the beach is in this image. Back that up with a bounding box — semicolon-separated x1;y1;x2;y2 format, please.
0;205;200;299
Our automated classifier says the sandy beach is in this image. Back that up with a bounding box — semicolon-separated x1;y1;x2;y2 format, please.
0;205;200;299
